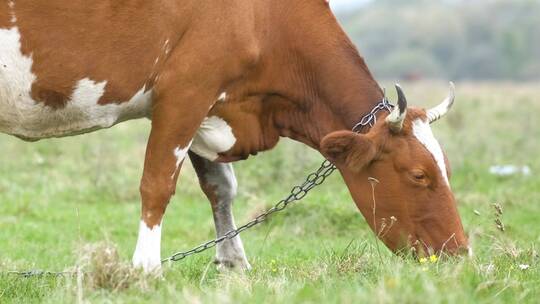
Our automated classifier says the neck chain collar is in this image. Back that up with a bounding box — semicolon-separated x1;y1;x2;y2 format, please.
352;98;394;133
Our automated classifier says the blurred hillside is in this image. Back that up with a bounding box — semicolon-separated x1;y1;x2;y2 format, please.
335;0;540;81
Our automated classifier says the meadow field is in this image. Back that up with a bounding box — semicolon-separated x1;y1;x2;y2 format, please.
0;82;538;303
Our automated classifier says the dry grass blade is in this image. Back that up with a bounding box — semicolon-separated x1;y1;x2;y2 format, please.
492;203;505;232
75;242;148;292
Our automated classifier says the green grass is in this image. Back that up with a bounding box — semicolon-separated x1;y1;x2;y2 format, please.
1;81;539;303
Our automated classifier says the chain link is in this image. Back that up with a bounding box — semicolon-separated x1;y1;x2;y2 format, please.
352;98;393;132
5;98;393;276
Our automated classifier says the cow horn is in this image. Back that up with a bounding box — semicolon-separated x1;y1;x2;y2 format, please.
427;82;456;123
386;84;408;132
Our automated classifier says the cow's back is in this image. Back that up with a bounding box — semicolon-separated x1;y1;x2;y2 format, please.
0;1;185;140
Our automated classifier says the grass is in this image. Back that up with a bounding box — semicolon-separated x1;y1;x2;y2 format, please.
0;81;539;303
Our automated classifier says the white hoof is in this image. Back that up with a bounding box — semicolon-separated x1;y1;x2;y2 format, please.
132;253;162;273
132;221;162;273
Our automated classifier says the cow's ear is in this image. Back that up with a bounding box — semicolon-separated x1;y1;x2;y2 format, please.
320;131;377;171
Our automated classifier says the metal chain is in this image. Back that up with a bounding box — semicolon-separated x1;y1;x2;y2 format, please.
162;159;338;263
5;98;394;276
3;270;77;278
352;98;393;133
162;98;394;264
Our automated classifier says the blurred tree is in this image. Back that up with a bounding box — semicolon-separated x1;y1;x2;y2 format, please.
336;0;540;80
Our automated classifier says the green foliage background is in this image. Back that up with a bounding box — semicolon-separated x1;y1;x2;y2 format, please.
337;0;540;80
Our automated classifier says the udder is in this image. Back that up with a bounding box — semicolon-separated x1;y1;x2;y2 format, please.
191;116;237;161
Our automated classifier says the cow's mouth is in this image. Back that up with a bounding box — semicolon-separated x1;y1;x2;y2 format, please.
404;231;470;258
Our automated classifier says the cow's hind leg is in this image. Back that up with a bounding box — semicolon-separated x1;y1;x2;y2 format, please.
189;152;251;271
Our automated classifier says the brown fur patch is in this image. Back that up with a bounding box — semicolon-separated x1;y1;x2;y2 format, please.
7;1;183;108
0;2;11;28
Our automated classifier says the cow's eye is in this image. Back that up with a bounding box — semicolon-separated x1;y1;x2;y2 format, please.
413;172;425;180
409;169;427;183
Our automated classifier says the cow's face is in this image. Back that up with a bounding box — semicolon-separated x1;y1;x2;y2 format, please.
321;84;469;257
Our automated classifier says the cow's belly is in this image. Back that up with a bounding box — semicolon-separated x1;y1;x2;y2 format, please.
0;79;153;140
0;27;152;140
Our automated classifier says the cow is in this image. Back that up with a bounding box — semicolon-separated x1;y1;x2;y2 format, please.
0;0;469;273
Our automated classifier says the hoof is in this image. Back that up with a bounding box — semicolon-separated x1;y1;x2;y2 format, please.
214;257;252;272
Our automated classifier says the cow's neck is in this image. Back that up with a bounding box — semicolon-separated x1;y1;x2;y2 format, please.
211;2;386;161
276;62;384;149
265;8;384;149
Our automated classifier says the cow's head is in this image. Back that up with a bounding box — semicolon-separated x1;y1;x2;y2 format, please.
320;83;469;257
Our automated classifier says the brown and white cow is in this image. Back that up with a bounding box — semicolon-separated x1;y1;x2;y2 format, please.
0;0;469;272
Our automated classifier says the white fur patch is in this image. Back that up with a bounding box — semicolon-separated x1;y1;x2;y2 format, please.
412;119;449;185
0;27;152;140
132;221;162;272
191;116;236;161
171;142;192;179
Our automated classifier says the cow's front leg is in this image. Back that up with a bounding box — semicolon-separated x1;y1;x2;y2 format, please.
132;73;220;273
132;123;195;273
189;152;251;271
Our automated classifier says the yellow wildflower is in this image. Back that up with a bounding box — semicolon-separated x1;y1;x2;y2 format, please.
430;255;438;263
270;259;278;273
419;257;428;264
